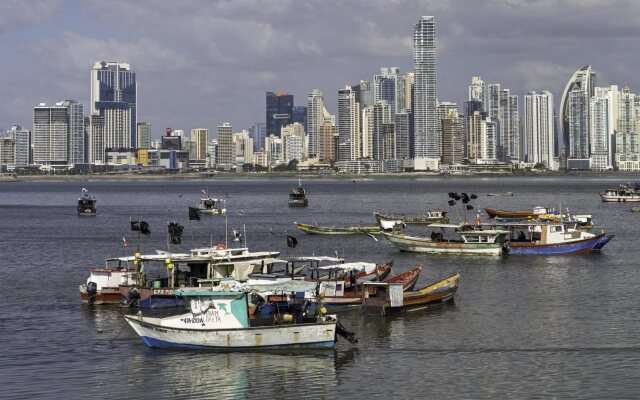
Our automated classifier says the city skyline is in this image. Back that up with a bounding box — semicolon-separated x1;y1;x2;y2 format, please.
1;1;638;136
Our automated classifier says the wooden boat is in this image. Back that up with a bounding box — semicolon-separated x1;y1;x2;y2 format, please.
194;189;226;216
361;273;460;315
496;222;614;255
124;282;358;349
295;222;381;235
79;266;138;305
382;224;510;255
383;267;421;291
599;183;640;202
289;179;308;207
77;188;97;216
485;206;554;219
374;211;448;225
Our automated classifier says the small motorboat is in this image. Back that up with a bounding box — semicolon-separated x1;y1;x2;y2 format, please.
485;206;554;219
295;222;381;235
374;211;448;225
195;189;226;216
77;188;97;216
599;183;640;202
289;177;309;207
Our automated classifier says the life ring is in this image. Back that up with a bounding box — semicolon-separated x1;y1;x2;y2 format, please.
214;243;227;250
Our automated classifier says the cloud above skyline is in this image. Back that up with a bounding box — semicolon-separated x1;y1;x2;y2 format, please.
0;0;638;136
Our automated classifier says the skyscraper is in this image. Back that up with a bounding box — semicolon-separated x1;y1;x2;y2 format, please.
266;92;294;136
9;125;30;167
560;65;596;168
616;86;639;171
216;123;234;168
90;62;137;148
136;122;152;150
248;122;266;152
395;109;413;159
468;77;486;111
441;109;464;165
372;100;392;160
524;91;555;169
413;16;438;160
338;86;360;161
307;90;324;158
33;101;84;167
191;128;209;160
374;67;400;116
589;93;609;170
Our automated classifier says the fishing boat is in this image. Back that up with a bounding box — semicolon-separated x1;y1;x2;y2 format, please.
119;245;281;308
124;282;358;349
496;221;614;255
77;188;97;216
485;206;555;219
79;263;139;305
382;224;510;255
599;183;640;202
295;222;381;235
361;273;460;315
374;211;449;225
195;189;226;215
288;178;308;207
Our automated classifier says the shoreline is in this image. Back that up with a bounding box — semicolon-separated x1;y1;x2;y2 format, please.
3;171;640;182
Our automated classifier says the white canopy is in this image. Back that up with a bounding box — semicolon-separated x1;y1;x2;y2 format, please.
316;262;376;274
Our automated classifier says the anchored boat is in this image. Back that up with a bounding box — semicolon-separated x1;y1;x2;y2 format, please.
77;188;97;216
295;222;381;235
289;178;308;207
195;189;226;216
124;282;358;349
361;273;460;315
485;206;554;219
382;224;510;255
599;183;640;202
373;211;449;225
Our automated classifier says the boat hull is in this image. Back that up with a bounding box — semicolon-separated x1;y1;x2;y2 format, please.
374;213;449;225
125;316;336;349
383;232;504;255
296;223;380;235
288;200;309;207
484;208;539;219
508;234;614;255
79;285;121;304
120;286;184;308
599;193;640;202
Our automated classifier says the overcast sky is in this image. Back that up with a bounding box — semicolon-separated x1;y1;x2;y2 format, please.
1;0;638;137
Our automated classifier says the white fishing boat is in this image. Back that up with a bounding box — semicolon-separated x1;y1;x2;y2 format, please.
79;263;139;305
382;224;510;255
195;189;227;215
124;281;358;349
599;183;640;202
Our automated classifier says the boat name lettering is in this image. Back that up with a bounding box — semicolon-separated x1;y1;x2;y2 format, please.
180;310;221;325
152;289;174;295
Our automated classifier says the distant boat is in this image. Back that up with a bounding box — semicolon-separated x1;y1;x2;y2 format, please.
485;206;554;219
630;207;640;213
599;183;640;202
382;224;510;255
195;189;226;216
295;222;381;235
374;211;448;225
361;273;460;315
77;188;97;216
289;177;309;207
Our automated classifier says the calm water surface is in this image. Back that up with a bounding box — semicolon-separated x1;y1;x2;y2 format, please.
1;176;639;399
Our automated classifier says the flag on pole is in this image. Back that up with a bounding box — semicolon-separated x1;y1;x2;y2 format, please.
122;237;129;247
188;207;201;221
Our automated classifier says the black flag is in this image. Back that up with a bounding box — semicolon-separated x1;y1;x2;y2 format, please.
470;194;478;200
188;207;201;221
448;200;456;206
168;222;184;244
287;235;298;248
131;220;151;235
466;205;474;210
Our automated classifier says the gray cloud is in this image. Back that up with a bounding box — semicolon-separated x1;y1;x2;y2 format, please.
0;0;638;136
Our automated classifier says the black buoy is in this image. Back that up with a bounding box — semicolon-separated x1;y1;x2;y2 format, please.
86;282;98;305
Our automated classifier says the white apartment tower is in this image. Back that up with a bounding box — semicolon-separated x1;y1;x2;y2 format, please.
338;86;360;161
413;16;438;160
524;91;556;169
307;89;324;158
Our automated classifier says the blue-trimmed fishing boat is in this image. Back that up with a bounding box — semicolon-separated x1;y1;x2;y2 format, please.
498;222;614;255
124;282;358;349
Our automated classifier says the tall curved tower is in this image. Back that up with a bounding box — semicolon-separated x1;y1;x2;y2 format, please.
559;65;596;166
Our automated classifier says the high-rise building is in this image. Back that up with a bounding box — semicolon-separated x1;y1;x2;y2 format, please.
234;130;253;165
486;84;519;162
589;94;610;170
413;16;438;160
216;123;234;168
281;122;306;162
352;80;374;109
318;123;337;162
338;86;360;161
466;111;496;163
372;100;392;160
395;109;412;159
616;86;639;171
136;122;151;150
481;118;498;161
87;115;105;164
266;91;294;136
33;101;84;167
524;91;555;169
307;90;324;158
190;128;209;160
560;65;596;168
362;105;373;158
468;77;486;111
441;109;464;165
292;106;307;131
594;85;619;169
248;122;266;152
90;62;136;149
437;102;458;153
9;124;31;167
374;67;401;116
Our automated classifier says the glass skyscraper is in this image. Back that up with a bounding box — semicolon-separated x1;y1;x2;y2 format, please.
413;16;437;160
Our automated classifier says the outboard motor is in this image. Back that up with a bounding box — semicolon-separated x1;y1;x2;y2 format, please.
86;282;98;305
124;288;140;307
335;320;358;344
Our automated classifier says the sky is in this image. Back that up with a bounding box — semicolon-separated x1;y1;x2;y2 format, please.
1;0;639;138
